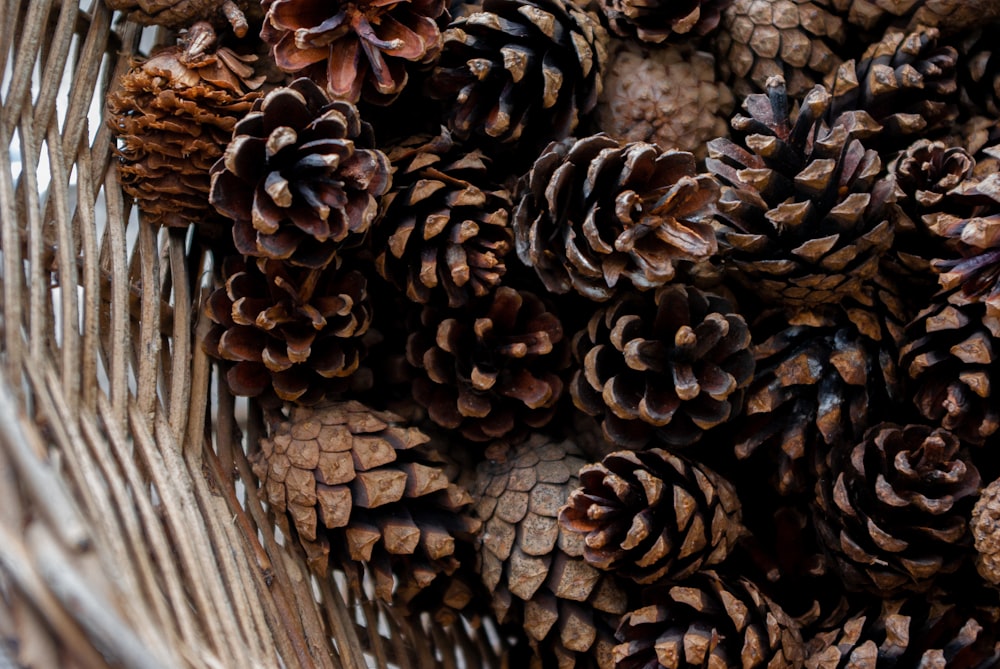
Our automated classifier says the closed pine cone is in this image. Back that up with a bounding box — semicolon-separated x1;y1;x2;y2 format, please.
832;0;1000;35
599;0;725;43
972;477;1000;585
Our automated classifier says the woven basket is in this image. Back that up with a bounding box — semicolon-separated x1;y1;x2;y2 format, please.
0;3;507;667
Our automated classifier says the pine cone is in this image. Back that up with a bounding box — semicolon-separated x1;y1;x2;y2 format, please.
260;0;446;104
599;0;725;43
209;78;391;269
957;29;1000;119
107;31;264;231
515;135;719;302
593;41;734;161
406;287;567;441
427;0;608;149
570;284;754;449
707;78;897;310
373;129;514;307
614;571;805;669
972;477;1000;586
203;256;373;406
104;0;255;33
559;449;743;584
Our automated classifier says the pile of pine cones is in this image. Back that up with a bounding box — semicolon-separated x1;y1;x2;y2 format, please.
107;0;1000;665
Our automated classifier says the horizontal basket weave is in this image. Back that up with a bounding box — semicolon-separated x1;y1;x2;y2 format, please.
0;2;505;667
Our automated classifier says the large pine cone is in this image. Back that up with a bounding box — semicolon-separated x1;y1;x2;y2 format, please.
406;287;567;441
515;135;719;302
203;256;372;406
373;129;514;307
209;78;391;269
107;35;264;230
614;571;805;668
707;78;897;311
570;284;753;449
972;476;1000;586
261;0;446;104
834;0;1000;35
560;449;743;584
599;0;725;44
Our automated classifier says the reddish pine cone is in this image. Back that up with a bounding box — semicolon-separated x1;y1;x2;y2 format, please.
972;477;1000;585
599;0;725;43
261;0;445;104
813;422;981;597
203;256;372;406
406;287;567;441
570;284;754;449
210;78;391;269
515;135;719;302
560;449;743;584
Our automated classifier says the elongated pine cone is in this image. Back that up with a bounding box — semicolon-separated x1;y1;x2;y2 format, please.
570;284;753;449
108;33;264;230
373;129;514;307
707;78;897;310
427;0;608;148
252;402;481;602
559;449;743;584
614;571;805;668
599;0;725;43
813;422;981;597
515;135;719;302
406;287;567;441
203;256;372;406
261;0;446;104
210;78;391;269
972;477;1000;585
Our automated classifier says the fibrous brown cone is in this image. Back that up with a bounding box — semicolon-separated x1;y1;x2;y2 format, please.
570;284;754;449
107;30;264;230
104;0;256;33
599;0;725;43
515;135;719;302
560;449;743;584
373;129;514;307
209;78;391;269
614;570;805;669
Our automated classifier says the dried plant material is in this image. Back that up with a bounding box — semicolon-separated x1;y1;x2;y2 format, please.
973;477;1000;586
598;0;725;43
958;29;1000;119
104;0;255;34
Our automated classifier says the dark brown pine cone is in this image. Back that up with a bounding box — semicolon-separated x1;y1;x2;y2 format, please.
209;78;391;269
426;0;608;150
104;0;255;33
203;256;372;406
107;28;264;231
373;129;514;308
957;29;1000;119
559;449;743;584
406;287;567;441
614;571;805;668
707;78;897;311
599;0;725;44
252;401;481;602
261;0;446;104
972;476;1000;586
570;284;753;449
515;135;719;302
813;422;981;597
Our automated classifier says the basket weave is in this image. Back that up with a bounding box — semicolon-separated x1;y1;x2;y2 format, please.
0;3;505;667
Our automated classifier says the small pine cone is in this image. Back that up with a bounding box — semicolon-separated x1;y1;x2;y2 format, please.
472;434;631;667
427;0;608;149
972;477;1000;585
252;402;481;602
373;129;514;307
599;0;725;43
559;449;743;584
813;422;981;597
515;135;719;302
570;284;754;449
406;287;567;441
203;256;372;406
107;33;264;230
708;78;897;311
209;78;391;269
260;0;446;105
104;0;254;33
713;0;845;98
825;26;959;151
593;41;734;161
614;571;805;669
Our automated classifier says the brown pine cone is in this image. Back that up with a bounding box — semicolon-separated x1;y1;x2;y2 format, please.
614;571;805;668
209;78;391;269
373;129;514;308
570;284;753;449
515;135;719;302
559;449;743;584
599;0;725;43
957;29;1000;119
406;287;567;441
707;78;897;311
203;256;372;406
104;0;255;33
107;29;264;231
972;477;1000;586
833;0;1000;35
260;0;446;104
